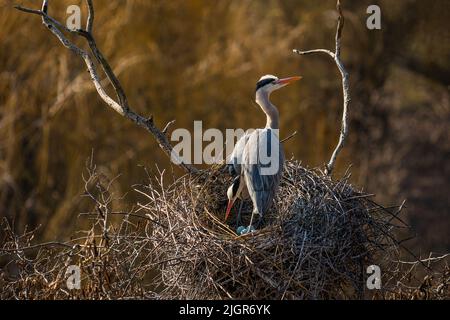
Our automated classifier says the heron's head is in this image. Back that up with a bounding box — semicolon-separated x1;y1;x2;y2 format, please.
255;74;302;98
225;176;242;221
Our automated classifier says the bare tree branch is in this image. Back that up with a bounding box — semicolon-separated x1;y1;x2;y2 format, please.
396;253;450;265
15;1;199;174
293;0;350;176
280;130;298;144
86;0;94;33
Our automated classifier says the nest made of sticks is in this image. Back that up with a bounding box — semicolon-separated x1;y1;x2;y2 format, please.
140;160;399;299
1;160;448;299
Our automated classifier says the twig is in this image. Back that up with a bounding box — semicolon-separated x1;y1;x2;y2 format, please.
280;130;298;144
293;0;350;176
397;253;450;265
0;241;73;252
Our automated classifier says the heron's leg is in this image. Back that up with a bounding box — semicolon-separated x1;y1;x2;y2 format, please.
247;212;264;230
248;210;258;228
236;200;244;227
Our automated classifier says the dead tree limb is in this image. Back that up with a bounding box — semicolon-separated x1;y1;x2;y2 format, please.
293;0;350;176
15;0;199;174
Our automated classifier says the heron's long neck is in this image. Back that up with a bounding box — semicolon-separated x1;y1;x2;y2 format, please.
256;91;279;129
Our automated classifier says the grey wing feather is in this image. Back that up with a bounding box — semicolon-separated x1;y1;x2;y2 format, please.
243;129;284;215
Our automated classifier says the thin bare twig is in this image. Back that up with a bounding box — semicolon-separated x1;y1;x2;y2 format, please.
293;0;350;176
0;241;73;252
280;130;298;144
397;254;450;265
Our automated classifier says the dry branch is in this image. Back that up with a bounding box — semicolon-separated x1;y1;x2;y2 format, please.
15;0;199;174
293;0;350;176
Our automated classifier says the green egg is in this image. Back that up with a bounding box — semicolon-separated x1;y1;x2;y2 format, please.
236;226;246;235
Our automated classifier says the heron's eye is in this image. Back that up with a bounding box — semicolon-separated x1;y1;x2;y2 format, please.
256;78;278;91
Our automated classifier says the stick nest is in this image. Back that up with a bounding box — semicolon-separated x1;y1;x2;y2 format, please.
1;160;448;299
142;160;398;299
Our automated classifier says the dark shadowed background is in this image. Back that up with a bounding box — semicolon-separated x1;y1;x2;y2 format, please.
1;0;449;254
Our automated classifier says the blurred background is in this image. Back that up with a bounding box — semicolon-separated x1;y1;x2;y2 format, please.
1;0;449;254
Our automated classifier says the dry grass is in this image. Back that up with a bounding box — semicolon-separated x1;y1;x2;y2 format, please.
0;160;448;299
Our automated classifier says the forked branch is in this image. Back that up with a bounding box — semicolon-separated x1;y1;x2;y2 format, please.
293;0;350;176
15;0;199;174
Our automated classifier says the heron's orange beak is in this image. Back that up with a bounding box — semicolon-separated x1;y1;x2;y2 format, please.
225;199;235;221
277;76;302;86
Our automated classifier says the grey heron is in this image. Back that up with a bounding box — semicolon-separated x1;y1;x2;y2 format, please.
225;74;301;230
